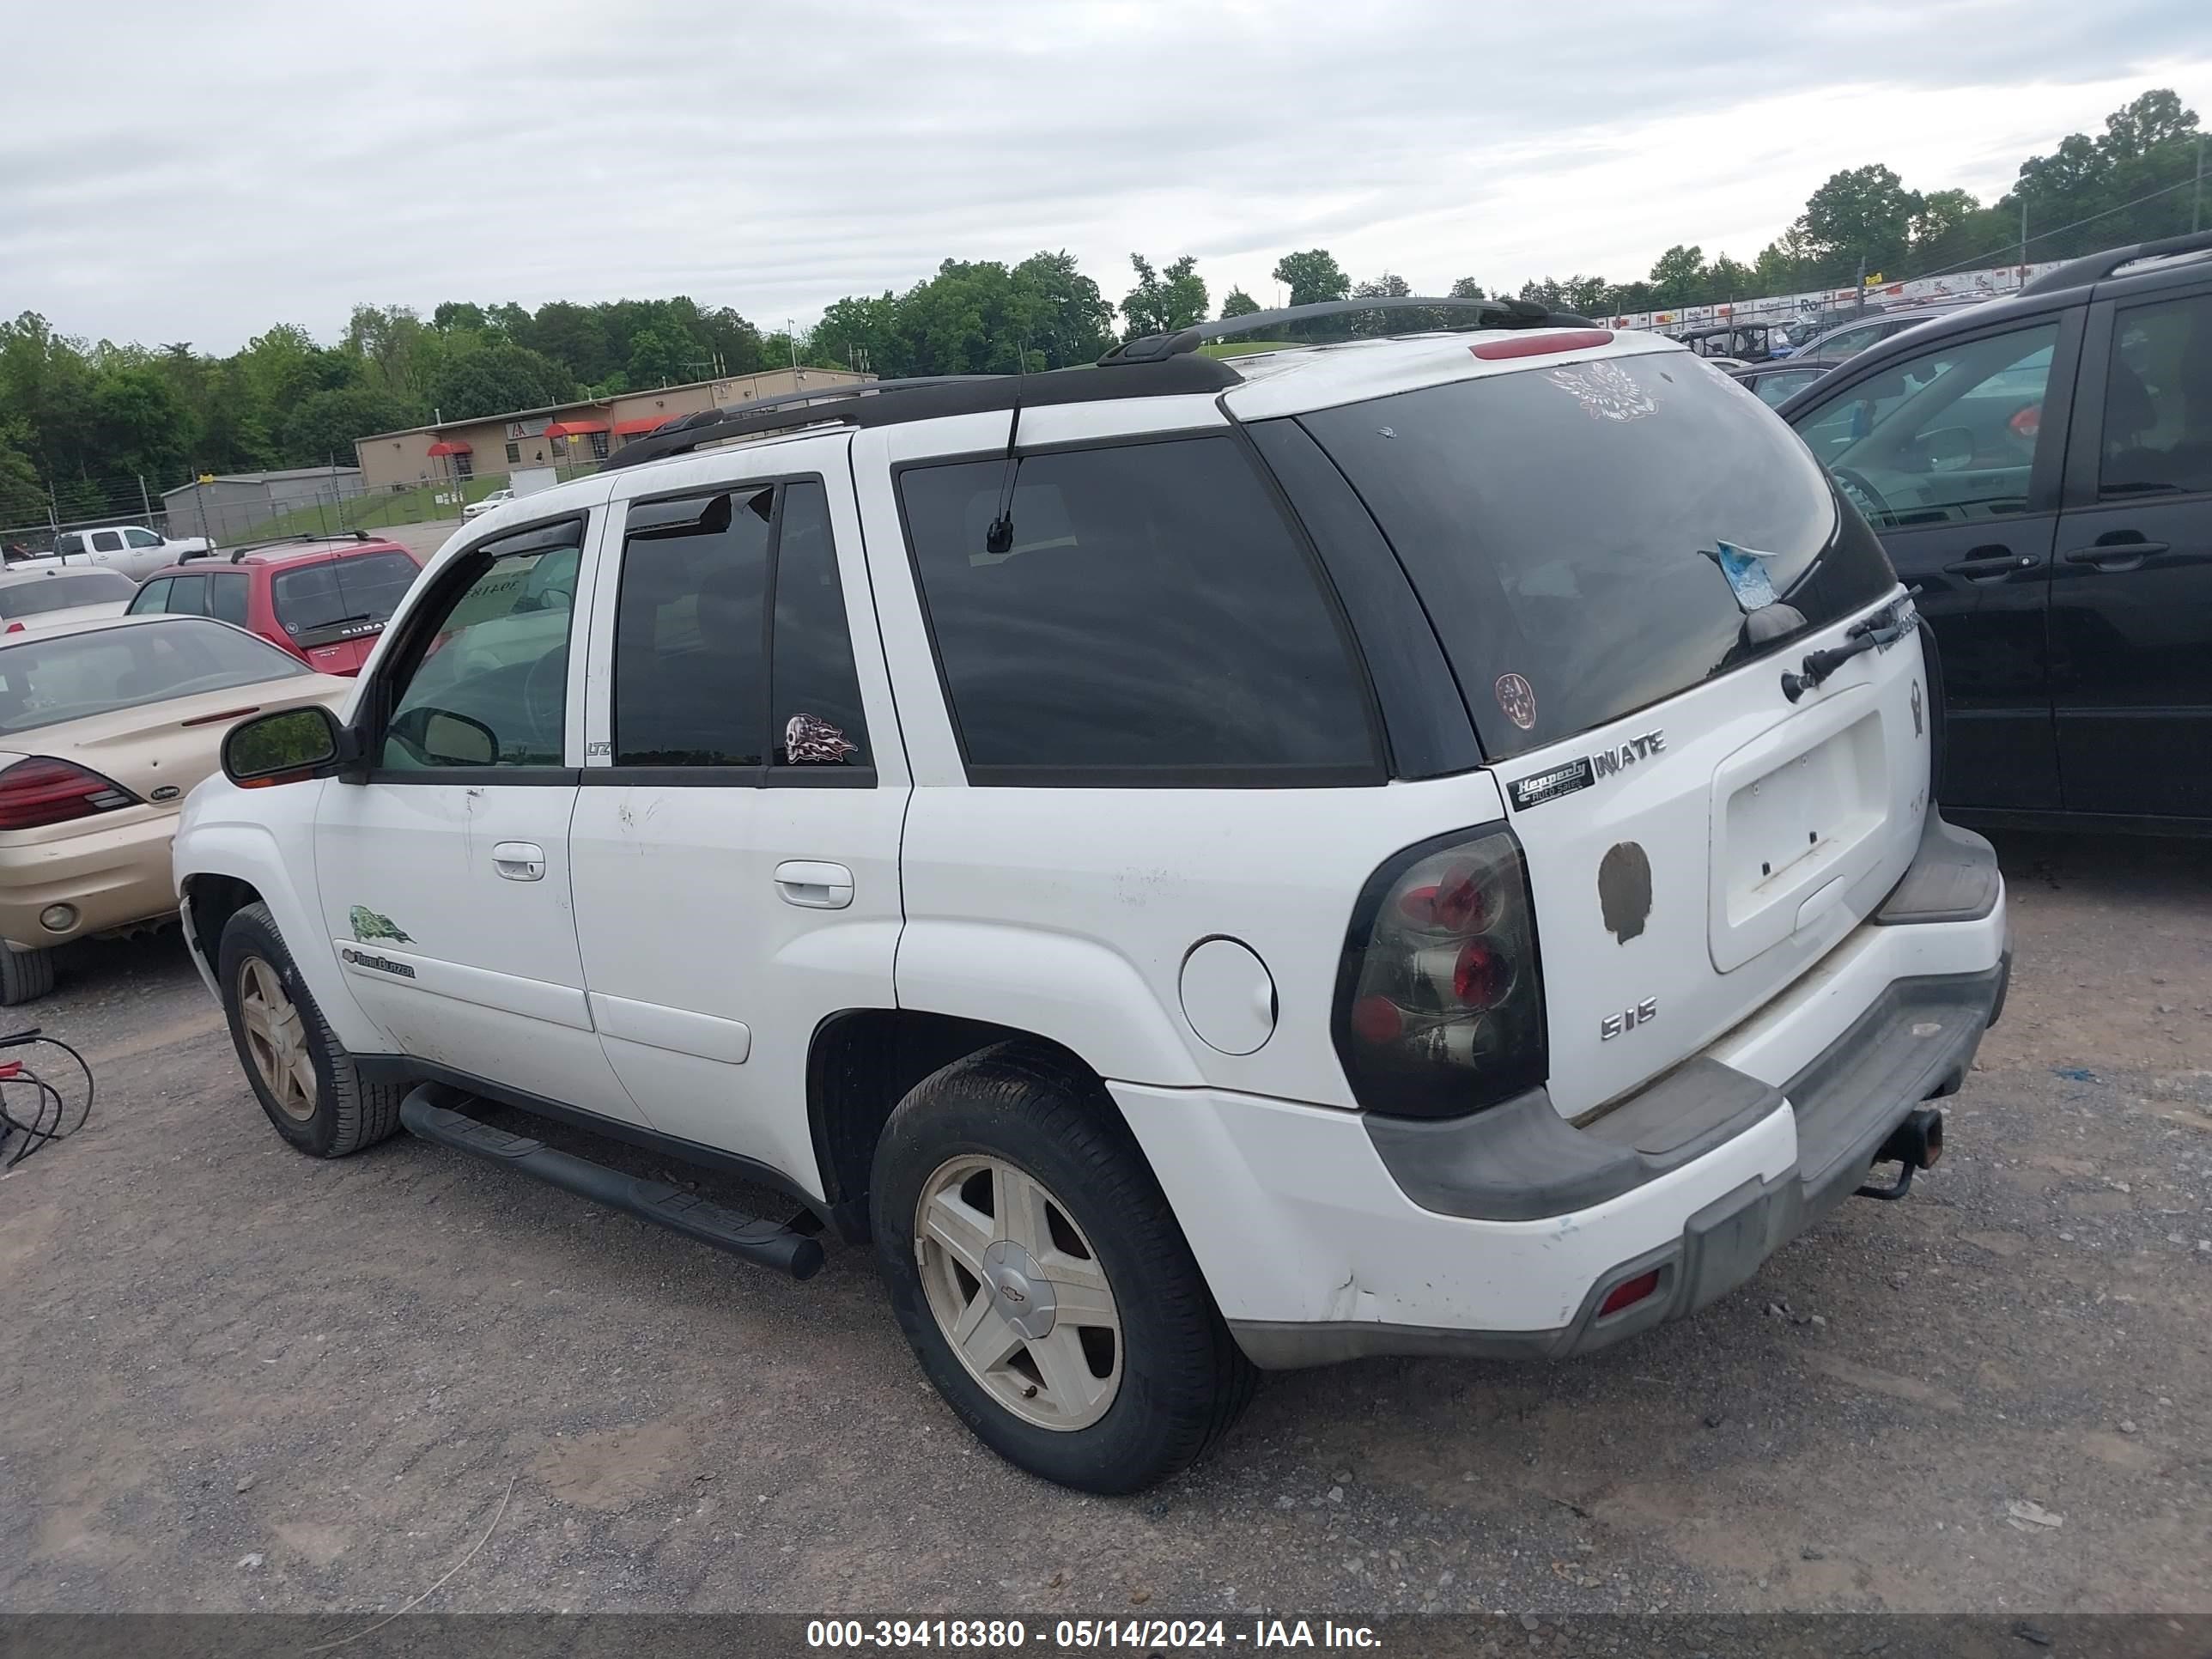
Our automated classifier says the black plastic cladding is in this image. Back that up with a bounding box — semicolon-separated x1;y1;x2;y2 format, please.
1331;823;1552;1120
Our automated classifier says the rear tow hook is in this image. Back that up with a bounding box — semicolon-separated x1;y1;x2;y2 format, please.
1856;1107;1945;1200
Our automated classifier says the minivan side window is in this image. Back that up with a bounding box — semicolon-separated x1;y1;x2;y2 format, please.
1791;323;2057;528
897;436;1377;781
2102;291;2212;498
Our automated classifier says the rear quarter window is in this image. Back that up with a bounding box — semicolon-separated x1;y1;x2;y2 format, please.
896;435;1379;783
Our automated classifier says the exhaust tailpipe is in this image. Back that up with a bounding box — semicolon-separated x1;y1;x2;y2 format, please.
1856;1107;1944;1200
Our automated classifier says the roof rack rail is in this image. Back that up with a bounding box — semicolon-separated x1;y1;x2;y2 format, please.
191;529;376;562
599;375;1001;471
2019;228;2212;297
1099;295;1601;365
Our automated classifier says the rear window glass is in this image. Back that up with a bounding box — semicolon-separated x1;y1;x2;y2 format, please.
0;571;136;617
1301;351;1893;759
272;550;420;643
897;437;1377;781
0;618;310;736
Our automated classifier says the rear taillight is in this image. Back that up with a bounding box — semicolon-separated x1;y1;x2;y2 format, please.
0;757;140;830
1334;825;1547;1117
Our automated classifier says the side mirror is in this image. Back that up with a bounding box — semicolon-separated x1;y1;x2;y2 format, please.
389;705;498;766
223;705;342;787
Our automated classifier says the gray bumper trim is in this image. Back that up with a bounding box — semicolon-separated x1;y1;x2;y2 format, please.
1873;813;2001;926
1235;956;2006;1370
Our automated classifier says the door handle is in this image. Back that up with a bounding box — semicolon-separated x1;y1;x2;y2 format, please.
2064;533;2169;572
1942;544;2037;580
775;860;854;909
492;841;547;882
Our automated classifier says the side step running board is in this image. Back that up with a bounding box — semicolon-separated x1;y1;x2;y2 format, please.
400;1086;824;1281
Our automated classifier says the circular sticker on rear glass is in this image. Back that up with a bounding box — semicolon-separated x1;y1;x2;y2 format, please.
1495;672;1537;731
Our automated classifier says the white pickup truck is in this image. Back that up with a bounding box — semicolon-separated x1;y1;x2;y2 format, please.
37;525;211;582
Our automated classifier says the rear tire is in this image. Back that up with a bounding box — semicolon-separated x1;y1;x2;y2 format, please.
218;902;403;1158
872;1042;1256;1493
0;944;56;1006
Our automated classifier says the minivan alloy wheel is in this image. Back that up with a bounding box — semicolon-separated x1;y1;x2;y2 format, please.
237;955;316;1121
915;1154;1123;1431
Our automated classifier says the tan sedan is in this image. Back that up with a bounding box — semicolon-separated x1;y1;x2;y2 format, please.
0;614;353;1004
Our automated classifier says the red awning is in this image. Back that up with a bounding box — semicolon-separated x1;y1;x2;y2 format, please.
542;419;610;439
612;416;667;435
425;440;471;457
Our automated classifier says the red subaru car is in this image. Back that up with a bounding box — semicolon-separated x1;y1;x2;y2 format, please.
126;534;424;676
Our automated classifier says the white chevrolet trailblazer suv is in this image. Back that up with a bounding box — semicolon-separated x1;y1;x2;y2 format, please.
173;298;2010;1493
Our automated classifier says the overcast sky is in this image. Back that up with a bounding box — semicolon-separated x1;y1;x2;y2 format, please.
6;2;2209;354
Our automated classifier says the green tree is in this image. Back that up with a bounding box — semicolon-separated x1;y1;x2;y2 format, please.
526;301;615;385
1121;253;1209;337
1797;165;1923;282
626;322;696;386
0;419;45;527
281;386;416;467
427;343;576;422
1219;288;1261;319
1648;244;1708;304
89;367;191;488
433;301;489;333
1447;277;1486;300
1009;250;1115;368
1271;248;1351;307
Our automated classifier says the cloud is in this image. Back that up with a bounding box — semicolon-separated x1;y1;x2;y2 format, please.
3;0;2206;349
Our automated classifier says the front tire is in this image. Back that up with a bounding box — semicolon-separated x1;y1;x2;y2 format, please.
872;1043;1255;1493
218;902;402;1158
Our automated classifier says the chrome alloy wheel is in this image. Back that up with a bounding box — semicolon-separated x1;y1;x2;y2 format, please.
915;1154;1123;1431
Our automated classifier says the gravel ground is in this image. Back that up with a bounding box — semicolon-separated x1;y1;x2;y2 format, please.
0;831;2205;1619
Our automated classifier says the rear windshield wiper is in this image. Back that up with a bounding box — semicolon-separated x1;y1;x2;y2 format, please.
296;612;376;632
1780;599;1912;702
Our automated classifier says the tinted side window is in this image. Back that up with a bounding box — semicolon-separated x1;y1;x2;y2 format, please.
209;573;251;625
166;574;210;617
770;480;868;768
128;578;172;615
124;527;162;548
1791;324;2056;528
89;531;125;553
898;437;1376;778
612;489;772;767
2102;291;2212;498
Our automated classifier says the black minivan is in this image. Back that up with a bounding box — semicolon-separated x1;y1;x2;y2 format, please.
1779;229;2212;834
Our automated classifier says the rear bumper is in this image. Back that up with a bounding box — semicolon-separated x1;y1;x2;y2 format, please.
0;810;180;948
1114;823;2009;1370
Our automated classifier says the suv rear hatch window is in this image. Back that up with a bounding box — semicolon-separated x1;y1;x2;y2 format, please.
271;551;419;648
1300;349;1894;759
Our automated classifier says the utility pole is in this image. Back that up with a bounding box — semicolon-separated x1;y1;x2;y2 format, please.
2020;197;2029;278
137;473;152;526
2196;133;2205;233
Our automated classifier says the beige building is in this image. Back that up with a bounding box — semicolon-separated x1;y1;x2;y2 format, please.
353;368;874;494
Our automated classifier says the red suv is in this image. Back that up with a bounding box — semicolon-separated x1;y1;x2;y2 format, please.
127;533;424;676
